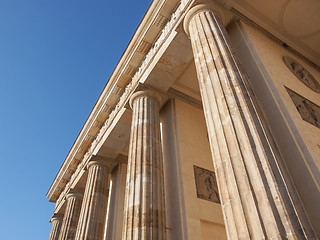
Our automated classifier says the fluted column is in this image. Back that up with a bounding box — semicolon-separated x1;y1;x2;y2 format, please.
58;190;82;240
75;157;115;240
122;90;166;240
184;4;310;240
106;163;127;240
49;214;63;240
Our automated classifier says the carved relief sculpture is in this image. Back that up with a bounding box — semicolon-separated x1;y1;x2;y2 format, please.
193;165;220;203
286;87;320;128
283;56;320;93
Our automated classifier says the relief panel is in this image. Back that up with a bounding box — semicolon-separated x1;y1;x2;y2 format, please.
283;56;320;93
286;87;320;129
193;165;220;203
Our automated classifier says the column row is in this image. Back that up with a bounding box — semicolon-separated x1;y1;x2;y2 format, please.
48;90;166;240
49;2;314;240
48;157;115;240
184;3;313;239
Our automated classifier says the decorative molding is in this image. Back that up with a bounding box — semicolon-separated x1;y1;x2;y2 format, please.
101;104;112;114
84;135;95;142
111;85;124;96
46;0;177;201
92;120;103;128
88;0;191;152
153;14;169;29
51;0;192;206
87;155;118;173
129;89;163;109
137;40;152;54
78;147;87;154
183;1;232;36
124;65;136;78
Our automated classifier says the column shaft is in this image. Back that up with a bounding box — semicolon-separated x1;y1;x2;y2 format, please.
49;215;62;240
186;7;310;240
122;91;166;240
75;160;111;240
106;163;127;240
58;192;82;240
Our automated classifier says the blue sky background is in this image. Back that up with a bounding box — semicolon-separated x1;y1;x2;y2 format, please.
0;0;151;238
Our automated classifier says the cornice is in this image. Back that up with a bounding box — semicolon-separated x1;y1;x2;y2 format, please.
46;0;183;202
47;0;237;203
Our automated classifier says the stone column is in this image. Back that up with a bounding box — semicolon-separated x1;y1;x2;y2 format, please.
75;157;115;240
184;4;310;240
106;163;127;240
49;214;62;240
122;90;166;240
58;190;82;240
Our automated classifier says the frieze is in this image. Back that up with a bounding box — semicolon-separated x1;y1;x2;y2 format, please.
55;0;191;207
88;0;190;154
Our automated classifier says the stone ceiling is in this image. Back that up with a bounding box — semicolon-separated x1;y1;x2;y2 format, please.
232;0;320;66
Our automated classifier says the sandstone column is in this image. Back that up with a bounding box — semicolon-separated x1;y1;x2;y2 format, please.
184;4;309;239
49;214;62;240
106;163;127;240
75;157;114;240
122;90;166;240
58;190;82;240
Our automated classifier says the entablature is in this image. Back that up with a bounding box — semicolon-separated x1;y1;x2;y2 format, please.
47;0;185;202
47;0;320;204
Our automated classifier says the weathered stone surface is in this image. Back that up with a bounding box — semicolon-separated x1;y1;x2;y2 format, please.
106;163;128;240
49;214;63;240
193;165;220;203
184;3;311;239
46;1;320;239
122;90;166;240
75;157;115;240
58;190;82;240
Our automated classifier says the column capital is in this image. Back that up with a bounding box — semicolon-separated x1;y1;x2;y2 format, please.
183;1;231;36
75;156;112;239
50;213;62;223
87;155;117;173
49;213;63;240
66;189;83;201
129;89;163;110
59;189;82;240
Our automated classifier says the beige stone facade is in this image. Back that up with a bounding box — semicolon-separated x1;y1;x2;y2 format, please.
46;0;320;239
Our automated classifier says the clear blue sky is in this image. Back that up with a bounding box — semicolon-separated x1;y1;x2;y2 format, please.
0;0;151;239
